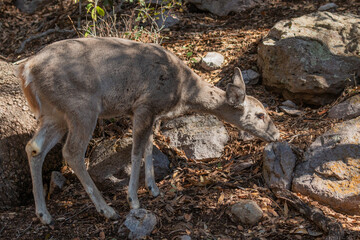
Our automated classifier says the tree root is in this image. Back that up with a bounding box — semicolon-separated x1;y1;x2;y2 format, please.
273;188;344;240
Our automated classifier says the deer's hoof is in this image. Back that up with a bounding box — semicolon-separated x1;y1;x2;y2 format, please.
149;185;160;197
100;206;119;220
36;210;53;225
128;197;140;209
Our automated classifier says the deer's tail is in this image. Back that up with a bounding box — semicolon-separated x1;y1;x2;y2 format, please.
15;63;41;119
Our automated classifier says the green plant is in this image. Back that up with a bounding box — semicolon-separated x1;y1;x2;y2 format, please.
74;0;106;36
74;0;182;44
183;44;198;63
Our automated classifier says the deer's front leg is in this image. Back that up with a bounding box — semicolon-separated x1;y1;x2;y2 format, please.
144;134;160;197
128;108;154;209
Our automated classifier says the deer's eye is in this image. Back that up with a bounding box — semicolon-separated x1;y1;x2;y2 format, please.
256;113;265;120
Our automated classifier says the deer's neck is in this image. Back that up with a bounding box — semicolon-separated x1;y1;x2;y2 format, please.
186;81;238;122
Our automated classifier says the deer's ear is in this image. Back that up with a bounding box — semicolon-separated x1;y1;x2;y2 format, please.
226;68;246;107
233;67;246;89
226;83;245;107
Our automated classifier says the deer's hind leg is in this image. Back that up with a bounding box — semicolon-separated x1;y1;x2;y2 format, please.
62;113;119;220
26;116;67;225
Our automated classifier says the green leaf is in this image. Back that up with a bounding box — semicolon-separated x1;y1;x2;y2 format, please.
85;27;92;37
186;51;193;57
190;57;198;63
96;6;105;17
86;3;93;12
135;16;142;22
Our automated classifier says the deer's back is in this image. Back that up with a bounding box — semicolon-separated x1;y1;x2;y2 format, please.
25;38;196;118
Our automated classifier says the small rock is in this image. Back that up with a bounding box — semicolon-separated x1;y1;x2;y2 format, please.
328;94;360;120
200;52;224;71
279;106;303;116
263;142;296;190
179;235;191;240
48;171;66;197
187;0;263;16
231;200;263;225
123;208;157;240
318;3;338;11
242;69;260;85
155;10;179;29
281;100;297;109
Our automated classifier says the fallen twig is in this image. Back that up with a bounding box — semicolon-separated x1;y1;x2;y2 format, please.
273;188;344;240
16;27;75;54
15;221;33;239
62;204;92;224
0;224;5;237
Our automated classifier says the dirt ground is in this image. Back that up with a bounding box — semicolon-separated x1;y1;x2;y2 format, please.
1;0;360;239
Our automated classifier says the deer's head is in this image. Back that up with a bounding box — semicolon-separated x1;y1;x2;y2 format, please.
226;68;280;142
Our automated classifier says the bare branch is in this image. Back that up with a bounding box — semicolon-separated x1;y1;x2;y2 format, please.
16;28;75;54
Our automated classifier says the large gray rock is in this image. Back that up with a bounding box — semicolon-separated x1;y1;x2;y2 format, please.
258;12;360;106
123;208;157;240
263;142;296;190
160;114;229;160
187;0;264;16
292;117;360;214
88;136;170;190
328;94;360;120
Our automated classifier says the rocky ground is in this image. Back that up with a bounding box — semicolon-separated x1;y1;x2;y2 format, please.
1;0;360;239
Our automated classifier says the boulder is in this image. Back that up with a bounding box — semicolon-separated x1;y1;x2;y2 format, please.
328;94;360;120
200;52;224;71
186;0;264;16
0;60;62;209
258;12;360;106
160;114;229;160
263;142;296;190
230;200;263;225
88;136;170;191
292;117;360;214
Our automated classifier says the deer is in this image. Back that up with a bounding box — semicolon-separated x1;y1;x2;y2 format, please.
16;37;280;225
